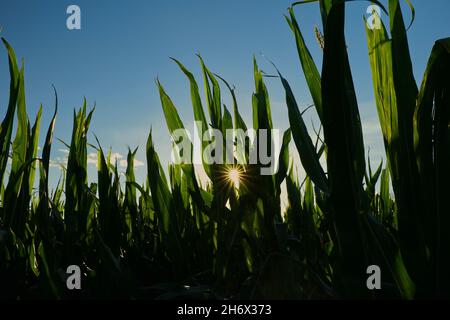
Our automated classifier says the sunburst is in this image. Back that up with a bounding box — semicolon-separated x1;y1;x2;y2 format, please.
227;167;241;188
219;165;246;190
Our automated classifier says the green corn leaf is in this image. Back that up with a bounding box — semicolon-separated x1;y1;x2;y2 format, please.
275;129;291;188
414;38;450;296
222;105;233;133
275;67;328;193
215;73;247;132
321;2;368;297
285;8;323;121
365;1;428;294
124;147;138;214
25;105;42;198
171;58;212;177
39;87;58;198
0;38;20;188
147;131;187;273
198;55;222;130
97;143;121;256
37;241;61;298
252;58;273;131
9;64;28;193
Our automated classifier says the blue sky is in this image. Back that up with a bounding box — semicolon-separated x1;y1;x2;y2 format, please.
1;0;449;188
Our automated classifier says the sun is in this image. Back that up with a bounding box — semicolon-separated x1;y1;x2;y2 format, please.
227;168;240;187
226;167;242;189
218;165;246;190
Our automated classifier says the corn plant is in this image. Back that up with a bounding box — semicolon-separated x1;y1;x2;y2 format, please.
284;0;449;298
0;0;449;300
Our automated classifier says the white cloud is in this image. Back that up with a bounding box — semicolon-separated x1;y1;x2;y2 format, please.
119;158;145;168
49;151;144;170
109;152;123;164
134;159;145;167
87;152;97;166
49;156;68;168
362;120;382;135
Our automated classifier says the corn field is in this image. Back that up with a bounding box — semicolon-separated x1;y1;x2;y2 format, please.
1;0;449;299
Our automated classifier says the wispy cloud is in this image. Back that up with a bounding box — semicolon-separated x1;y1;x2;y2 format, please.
87;152;97;166
119;159;145;168
49;156;68;168
50;151;144;169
